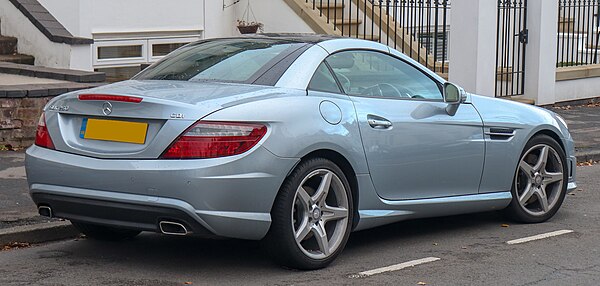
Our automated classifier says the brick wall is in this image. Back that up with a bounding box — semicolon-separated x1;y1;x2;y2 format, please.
0;97;52;148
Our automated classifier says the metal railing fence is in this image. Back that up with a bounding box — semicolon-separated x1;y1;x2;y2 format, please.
305;0;451;73
557;0;600;67
495;0;528;97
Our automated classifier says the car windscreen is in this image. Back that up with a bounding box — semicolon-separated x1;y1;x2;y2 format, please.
133;38;302;83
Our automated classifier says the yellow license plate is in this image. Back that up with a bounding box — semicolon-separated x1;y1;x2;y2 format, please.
80;118;148;144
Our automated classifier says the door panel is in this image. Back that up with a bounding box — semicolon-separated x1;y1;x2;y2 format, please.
322;49;485;200
353;98;485;200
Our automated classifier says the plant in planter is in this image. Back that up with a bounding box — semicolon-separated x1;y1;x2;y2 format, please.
237;20;263;34
237;0;263;34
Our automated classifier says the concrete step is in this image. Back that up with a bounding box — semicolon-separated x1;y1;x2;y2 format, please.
314;2;344;19
0;36;18;55
0;54;35;65
506;96;535;105
350;35;381;41
0;62;105;83
333;18;362;35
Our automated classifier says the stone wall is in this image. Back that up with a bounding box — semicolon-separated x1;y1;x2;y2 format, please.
0;96;52;148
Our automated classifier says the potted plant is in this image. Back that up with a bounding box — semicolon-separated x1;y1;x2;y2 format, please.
237;20;263;34
236;0;263;34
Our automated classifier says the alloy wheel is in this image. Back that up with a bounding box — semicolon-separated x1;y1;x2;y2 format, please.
292;169;349;259
515;144;565;216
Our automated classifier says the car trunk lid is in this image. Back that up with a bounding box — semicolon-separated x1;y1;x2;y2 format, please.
44;80;288;159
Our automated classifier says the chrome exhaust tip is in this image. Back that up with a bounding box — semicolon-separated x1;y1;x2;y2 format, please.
38;206;53;218
159;221;188;236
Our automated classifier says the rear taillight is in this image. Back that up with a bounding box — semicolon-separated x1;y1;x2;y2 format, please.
34;113;55;149
160;121;267;159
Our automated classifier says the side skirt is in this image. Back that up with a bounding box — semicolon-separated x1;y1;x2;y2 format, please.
354;192;512;231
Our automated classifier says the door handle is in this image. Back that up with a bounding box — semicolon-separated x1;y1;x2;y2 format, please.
367;115;392;129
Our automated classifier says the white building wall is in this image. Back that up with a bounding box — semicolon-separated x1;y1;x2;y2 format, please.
29;0;314;72
37;0;81;35
4;0;600;105
0;0;72;68
204;0;315;38
523;0;559;105
39;0;205;37
204;0;237;38
556;78;600;102
448;0;497;97
38;0;313;39
249;0;313;34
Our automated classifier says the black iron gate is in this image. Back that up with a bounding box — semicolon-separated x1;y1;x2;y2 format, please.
495;0;528;97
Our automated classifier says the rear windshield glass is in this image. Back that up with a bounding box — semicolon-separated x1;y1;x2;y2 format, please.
133;38;301;83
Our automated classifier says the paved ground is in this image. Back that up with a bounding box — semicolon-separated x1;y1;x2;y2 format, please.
0;152;58;230
551;103;600;157
0;164;598;285
0;103;598;285
0;152;35;222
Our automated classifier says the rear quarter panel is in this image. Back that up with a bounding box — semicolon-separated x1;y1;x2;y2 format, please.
202;90;369;175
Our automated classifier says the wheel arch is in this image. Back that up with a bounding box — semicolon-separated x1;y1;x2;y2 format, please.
296;149;360;230
512;128;567;181
528;128;566;153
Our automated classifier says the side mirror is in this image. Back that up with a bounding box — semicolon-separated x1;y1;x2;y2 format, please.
443;82;466;115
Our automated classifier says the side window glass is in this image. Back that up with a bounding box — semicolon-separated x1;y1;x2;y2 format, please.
325;51;442;100
308;62;342;94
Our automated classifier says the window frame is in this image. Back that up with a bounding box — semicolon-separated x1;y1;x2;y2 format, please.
148;37;200;62
93;36;202;67
322;49;445;102
93;39;147;66
307;61;345;94
133;39;308;85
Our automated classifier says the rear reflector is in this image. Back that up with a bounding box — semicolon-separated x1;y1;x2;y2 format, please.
34;113;55;150
160;121;267;159
78;94;143;103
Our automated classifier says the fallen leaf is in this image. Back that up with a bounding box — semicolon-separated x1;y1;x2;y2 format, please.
1;242;30;251
184;282;193;285
501;224;510;228
577;160;598;167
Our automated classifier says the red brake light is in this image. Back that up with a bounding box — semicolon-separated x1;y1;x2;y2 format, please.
78;94;143;103
34;113;55;149
160;121;267;159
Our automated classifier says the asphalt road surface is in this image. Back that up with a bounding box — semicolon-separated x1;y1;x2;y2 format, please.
1;165;598;286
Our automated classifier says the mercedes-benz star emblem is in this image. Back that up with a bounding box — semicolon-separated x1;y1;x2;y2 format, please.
102;101;113;116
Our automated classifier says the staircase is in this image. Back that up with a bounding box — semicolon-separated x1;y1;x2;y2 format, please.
284;0;449;75
0;35;34;65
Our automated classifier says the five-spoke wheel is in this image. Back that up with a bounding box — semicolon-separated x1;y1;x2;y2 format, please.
292;169;349;259
266;158;353;270
505;135;568;223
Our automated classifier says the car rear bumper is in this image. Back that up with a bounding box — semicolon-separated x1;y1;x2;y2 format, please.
25;145;299;240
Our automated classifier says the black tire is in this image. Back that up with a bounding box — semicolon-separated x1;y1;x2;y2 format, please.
504;134;568;223
265;157;354;270
71;221;141;241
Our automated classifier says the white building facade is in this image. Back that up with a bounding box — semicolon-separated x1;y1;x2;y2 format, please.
0;0;599;105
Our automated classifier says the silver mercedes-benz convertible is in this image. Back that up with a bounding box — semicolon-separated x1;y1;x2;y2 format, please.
26;34;576;269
